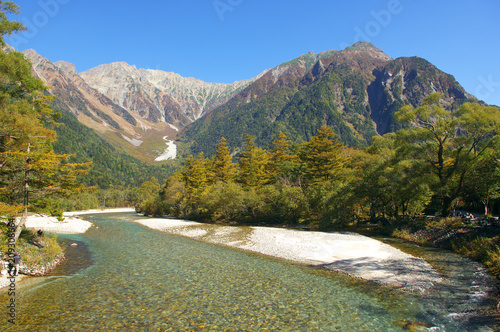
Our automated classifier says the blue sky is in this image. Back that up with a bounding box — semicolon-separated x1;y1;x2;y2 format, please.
6;0;500;106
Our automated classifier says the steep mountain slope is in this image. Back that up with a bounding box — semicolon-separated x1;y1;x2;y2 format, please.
50;109;175;189
25;50;139;134
21;49;261;162
368;56;470;134
23;49;178;163
180;42;476;156
20;41;478;163
80;63;263;123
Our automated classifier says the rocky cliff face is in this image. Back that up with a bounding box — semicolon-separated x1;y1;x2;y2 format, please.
80;62;262;125
368;56;471;134
24;49;140;135
21;49;262;161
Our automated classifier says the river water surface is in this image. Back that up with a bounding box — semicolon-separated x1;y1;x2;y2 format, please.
1;212;498;331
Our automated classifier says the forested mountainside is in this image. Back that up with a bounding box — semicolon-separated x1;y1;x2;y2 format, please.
50;110;175;189
180;42;476;157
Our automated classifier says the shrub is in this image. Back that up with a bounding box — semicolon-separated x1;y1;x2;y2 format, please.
426;217;464;230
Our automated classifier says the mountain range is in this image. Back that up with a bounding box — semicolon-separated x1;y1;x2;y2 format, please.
19;41;479;162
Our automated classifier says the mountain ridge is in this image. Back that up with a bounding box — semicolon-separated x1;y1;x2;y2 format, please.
18;41;480;162
180;41;476;156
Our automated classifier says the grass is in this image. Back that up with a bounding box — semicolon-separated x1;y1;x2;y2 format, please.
0;223;65;274
452;236;500;276
391;217;500;277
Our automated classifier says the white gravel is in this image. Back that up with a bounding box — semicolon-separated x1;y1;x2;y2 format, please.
24;214;93;234
23;208;136;234
136;218;443;293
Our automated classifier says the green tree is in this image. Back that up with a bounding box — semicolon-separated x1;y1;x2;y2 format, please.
394;93;500;214
462;148;500;216
212;137;236;183
135;177;161;214
300;125;347;183
360;134;432;221
0;3;87;241
159;172;186;218
238;134;270;188
181;153;209;199
269;131;301;186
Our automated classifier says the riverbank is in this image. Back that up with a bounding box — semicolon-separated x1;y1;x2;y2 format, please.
135;218;443;293
23;208;136;234
1;208;136;289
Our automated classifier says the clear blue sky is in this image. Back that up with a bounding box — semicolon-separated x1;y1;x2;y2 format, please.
6;0;500;106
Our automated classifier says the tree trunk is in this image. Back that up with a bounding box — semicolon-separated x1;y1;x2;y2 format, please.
13;208;27;242
14;143;30;242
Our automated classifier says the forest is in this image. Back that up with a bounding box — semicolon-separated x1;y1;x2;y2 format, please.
136;94;500;275
139;93;500;229
1;0;499;277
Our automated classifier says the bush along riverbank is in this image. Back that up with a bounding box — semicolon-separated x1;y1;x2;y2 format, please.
392;216;500;278
0;224;65;277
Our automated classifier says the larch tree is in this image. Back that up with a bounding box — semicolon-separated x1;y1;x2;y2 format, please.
0;2;88;241
181;153;209;198
300;125;348;183
270;131;301;186
212;137;236;183
237;134;270;188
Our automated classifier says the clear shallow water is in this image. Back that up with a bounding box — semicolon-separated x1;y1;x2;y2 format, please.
1;212;498;331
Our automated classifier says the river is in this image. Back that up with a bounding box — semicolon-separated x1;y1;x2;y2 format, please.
1;212;498;331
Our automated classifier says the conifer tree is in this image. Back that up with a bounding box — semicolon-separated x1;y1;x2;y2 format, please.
181;152;209;198
238;134;270;188
301;125;347;183
0;2;88;241
212;137;235;183
270;131;301;185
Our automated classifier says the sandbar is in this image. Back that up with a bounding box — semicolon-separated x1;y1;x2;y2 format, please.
135;218;442;293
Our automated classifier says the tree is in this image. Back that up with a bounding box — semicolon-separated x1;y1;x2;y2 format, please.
237;134;270;188
0;2;25;46
462;148;500;216
0;3;88;241
269;131;301;186
394;93;500;214
300;125;348;183
212;137;236;183
181;153;209;198
135;177;161;214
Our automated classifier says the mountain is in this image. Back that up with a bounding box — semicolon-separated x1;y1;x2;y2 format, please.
180;42;476;156
21;49;262;162
21;41;479;162
49;109;175;189
80;63;264;123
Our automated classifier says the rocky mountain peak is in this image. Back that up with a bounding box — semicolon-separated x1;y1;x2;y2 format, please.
80;62;260;122
22;49;48;66
346;41;392;61
54;61;78;77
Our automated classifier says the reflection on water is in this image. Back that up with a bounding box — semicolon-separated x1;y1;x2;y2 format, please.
0;212;498;331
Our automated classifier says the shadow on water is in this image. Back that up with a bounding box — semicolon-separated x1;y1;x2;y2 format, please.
49;237;94;277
